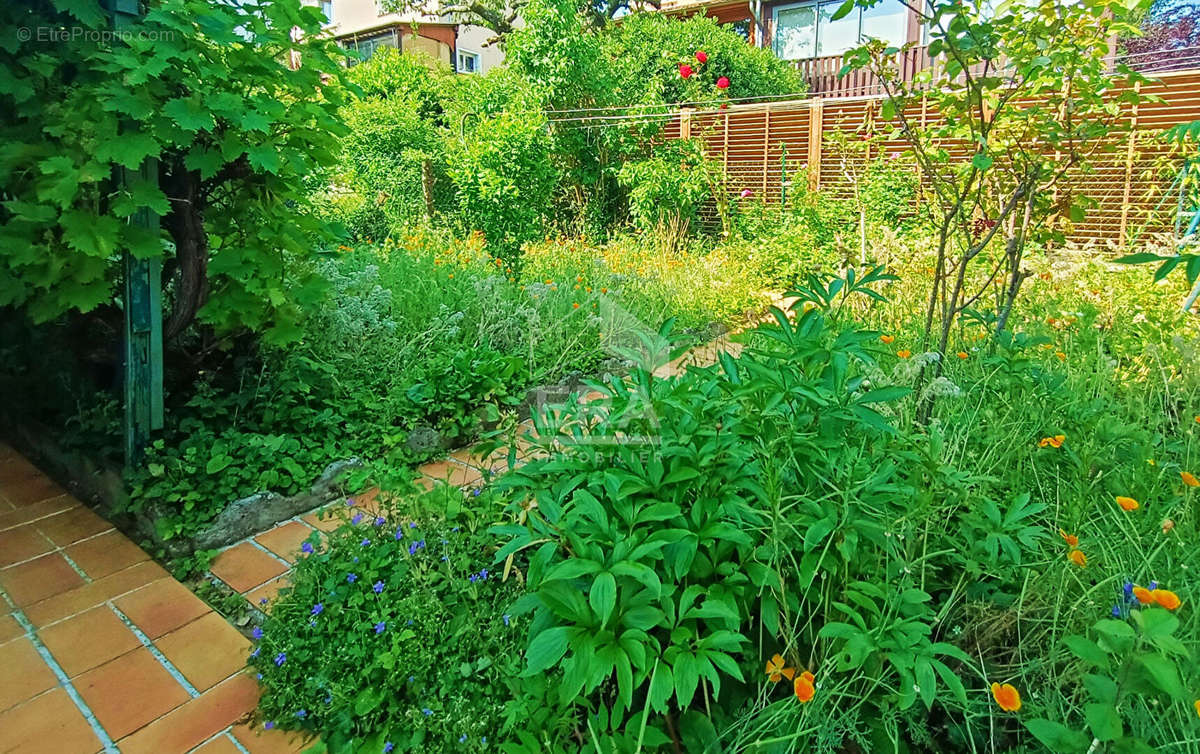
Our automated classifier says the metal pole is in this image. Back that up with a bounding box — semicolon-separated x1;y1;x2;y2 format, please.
104;0;164;465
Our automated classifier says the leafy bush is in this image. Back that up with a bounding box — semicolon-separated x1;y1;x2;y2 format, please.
617;140;717;240
250;493;526;752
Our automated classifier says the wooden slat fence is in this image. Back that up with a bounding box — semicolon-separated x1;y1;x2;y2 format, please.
669;68;1200;248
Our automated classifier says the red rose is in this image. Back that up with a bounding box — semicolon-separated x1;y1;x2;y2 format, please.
716;76;730;89
695;51;708;64
679;64;694;79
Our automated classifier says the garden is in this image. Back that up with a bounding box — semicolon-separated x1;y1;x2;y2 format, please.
2;0;1200;751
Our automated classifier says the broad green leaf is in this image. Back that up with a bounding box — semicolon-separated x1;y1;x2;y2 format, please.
526;626;570;673
589;571;617;626
1085;703;1122;741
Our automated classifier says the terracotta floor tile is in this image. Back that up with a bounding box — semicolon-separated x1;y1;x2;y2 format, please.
232;721;309;754
112;577;211;640
300;506;344;533
0;637;59;712
0;687;102;754
36;505;112;548
0;613;24;644
24;560;168;628
1;473;68;507
38;606;141;678
117;673;259;754
193;733;246;754
244;575;291;611
0;523;54;567
0;495;77;531
74;647;191;739
417;459;483;488
209;543;288;594
154;612;250;692
254;521;316;563
0;454;40;484
0;552;85;607
64;529;150;580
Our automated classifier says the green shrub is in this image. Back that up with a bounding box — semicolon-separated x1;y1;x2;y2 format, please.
250;495;526;752
617;140;716;240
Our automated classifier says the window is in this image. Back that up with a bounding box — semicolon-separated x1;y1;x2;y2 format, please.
342;31;397;66
773;0;908;60
457;49;480;74
319;0;332;22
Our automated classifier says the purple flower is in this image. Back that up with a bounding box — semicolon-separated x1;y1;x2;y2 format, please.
1112;604;1122;618
374;621;386;634
250;647;260;658
374;517;386;527
394;528;405;540
409;522;417;529
301;541;314;554
1149;581;1158;590
384;744;395;753
480;568;488;580
347;573;358;583
296;709;307;719
460;735;468;743
471;488;481;497
311;603;324;616
252;626;263;640
422;708;433;716
346;498;355;506
373;581;384;594
351;513;363;525
264;721;275;730
361;538;371;547
503;614;510;626
259;598;269;605
256;673;262;680
274;652;287;667
469;573;478;583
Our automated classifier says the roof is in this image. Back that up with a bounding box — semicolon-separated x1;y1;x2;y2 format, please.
658;0;748;14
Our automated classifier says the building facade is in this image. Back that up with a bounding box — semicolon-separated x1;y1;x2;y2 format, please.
314;0;506;73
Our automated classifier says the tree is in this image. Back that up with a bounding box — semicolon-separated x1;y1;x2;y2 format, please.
838;0;1149;394
0;0;351;345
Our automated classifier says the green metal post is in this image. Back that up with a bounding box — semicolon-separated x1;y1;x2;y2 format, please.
105;0;164;464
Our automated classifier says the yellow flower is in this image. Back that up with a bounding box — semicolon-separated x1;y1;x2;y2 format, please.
880;334;895;344
1182;471;1199;487
794;671;815;703
1038;435;1065;449
1116;496;1139;511
1055;351;1067;361
1194;699;1200;718
764;654;795;683
1067;549;1087;568
1151;589;1181;610
1059;529;1078;547
990;683;1021;712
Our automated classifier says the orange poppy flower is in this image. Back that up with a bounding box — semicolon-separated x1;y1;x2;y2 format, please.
1152;589;1181;610
1038;435;1065;448
572;302;580;309
794;671;815;703
956;351;968;359
991;683;1021;712
880;335;895;344
1182;471;1199;487
764;654;794;683
1055;351;1067;361
1132;586;1154;604
1115;496;1139;512
896;349;912;359
1195;416;1200;424
1194;699;1200;718
1059;529;1078;547
1067;549;1087;568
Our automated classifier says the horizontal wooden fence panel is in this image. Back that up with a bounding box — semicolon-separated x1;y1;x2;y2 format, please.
669;69;1200;249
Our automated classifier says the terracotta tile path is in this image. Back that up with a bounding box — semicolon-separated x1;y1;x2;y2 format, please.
0;328;747;753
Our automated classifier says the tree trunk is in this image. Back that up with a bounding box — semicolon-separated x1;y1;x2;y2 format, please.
161;163;209;341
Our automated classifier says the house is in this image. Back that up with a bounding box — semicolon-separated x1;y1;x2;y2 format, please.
658;0;927;95
312;0;505;74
